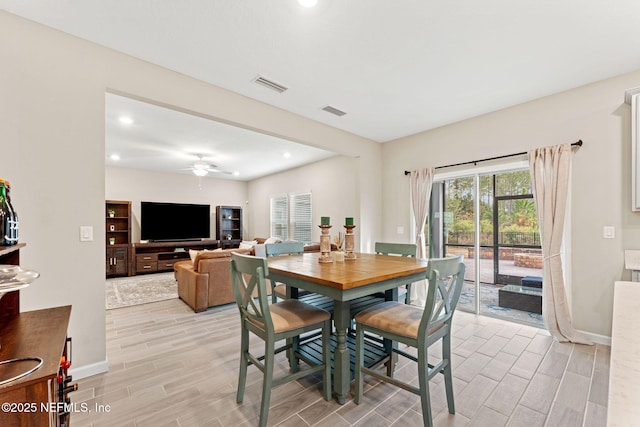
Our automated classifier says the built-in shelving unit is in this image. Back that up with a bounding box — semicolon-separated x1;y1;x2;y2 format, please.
105;200;131;277
216;206;242;248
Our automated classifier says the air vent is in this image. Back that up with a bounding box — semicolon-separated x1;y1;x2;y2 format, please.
322;105;347;117
253;75;288;93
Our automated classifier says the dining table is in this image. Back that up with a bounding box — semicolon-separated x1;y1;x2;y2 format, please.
267;251;429;404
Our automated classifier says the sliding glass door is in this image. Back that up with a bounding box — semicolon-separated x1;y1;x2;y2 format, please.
430;169;543;326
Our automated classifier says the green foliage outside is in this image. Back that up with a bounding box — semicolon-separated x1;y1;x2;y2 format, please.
443;170;540;246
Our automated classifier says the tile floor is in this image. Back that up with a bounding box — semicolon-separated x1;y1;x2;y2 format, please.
72;298;609;426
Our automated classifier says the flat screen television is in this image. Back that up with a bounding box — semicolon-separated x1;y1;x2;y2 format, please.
141;201;211;241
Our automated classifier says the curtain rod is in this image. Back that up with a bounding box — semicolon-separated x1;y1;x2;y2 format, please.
404;140;583;175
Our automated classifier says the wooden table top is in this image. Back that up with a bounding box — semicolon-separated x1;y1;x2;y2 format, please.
267;252;428;291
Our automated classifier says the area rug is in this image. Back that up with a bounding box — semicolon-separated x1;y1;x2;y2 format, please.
106;272;178;309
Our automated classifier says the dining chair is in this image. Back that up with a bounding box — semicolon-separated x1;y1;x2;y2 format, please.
375;242;417;304
353;255;465;427
265;242;305;303
229;252;332;427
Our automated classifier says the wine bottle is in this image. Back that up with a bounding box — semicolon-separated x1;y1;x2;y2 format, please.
0;179;12;246
4;180;18;244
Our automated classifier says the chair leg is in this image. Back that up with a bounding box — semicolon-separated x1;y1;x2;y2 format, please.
442;334;455;414
259;339;275;427
417;346;433;427
322;319;332;401
405;284;412;304
236;325;249;403
354;326;364;404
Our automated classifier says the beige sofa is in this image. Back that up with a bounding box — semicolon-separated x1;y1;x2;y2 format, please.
174;247;253;312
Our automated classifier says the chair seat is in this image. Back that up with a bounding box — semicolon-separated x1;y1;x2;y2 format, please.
249;299;331;334
354;301;442;340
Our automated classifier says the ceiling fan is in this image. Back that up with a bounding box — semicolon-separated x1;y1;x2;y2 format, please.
189;157;233;177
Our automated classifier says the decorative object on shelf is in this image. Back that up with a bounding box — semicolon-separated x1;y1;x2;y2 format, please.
0;265;39;293
108;209;115;218
344;221;356;260
109;237;115;245
0;179;19;246
109;224;115;231
226;233;233;240
319;220;333;263
333;232;345;262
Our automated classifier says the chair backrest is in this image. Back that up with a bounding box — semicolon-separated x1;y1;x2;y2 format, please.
419;255;466;339
230;252;273;331
375;242;417;258
265;242;305;257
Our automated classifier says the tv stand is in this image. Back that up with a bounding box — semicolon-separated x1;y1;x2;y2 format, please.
132;239;219;275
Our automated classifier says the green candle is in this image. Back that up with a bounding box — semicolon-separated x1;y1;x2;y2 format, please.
321;216;330;226
345;217;354;226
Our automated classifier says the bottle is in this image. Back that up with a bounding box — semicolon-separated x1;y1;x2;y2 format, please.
4;180;18;244
0;179;12;246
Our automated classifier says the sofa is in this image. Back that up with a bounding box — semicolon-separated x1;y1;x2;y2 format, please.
174;247;253;312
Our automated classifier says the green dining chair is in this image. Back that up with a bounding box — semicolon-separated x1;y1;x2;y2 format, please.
265;242;305;303
353;255;465;427
229;252;332;427
375;242;417;304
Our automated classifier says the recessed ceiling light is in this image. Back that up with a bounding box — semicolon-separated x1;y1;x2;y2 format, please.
233;171;240;176
119;116;133;125
110;154;120;161
283;152;291;159
298;0;318;7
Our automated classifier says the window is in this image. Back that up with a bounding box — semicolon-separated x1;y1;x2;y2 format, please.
270;192;312;241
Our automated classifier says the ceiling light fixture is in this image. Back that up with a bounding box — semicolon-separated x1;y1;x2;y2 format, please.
118;116;133;125
298;0;318;7
192;160;209;176
283;152;291;158
110;154;120;161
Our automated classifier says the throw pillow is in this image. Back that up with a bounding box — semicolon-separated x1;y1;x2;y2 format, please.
264;237;282;244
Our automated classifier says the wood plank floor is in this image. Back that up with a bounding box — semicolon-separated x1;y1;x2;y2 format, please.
73;298;609;426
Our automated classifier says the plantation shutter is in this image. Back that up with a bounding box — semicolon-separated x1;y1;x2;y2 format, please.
290;192;312;242
270;195;289;239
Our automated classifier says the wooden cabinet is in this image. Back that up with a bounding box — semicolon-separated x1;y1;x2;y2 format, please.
106;200;131;277
216;206;242;248
132;240;219;275
0;244;74;427
106;246;128;276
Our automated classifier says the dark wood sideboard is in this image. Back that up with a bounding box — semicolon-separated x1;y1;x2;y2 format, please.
0;244;73;427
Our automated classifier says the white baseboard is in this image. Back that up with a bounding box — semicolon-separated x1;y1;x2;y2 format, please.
579;329;611;346
68;359;109;380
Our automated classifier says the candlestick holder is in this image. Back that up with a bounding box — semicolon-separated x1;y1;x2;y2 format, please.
344;225;357;260
319;225;333;263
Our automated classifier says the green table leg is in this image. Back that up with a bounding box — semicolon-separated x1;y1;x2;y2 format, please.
333;300;350;404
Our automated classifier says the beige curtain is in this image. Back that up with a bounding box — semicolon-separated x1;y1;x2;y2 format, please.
528;144;591;344
410;167;434;305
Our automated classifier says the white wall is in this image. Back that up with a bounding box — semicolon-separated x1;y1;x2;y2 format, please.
382;69;640;338
247;155;359;243
105;167;248;241
0;11;381;375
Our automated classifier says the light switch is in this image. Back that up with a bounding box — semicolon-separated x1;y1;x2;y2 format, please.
397;226;404;235
80;226;93;242
604;226;615;239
